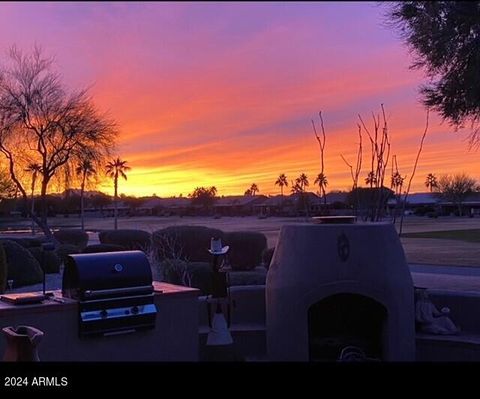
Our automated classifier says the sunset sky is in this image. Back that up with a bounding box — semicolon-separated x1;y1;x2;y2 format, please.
1;1;479;197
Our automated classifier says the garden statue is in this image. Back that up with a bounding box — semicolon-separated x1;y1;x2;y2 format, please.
415;288;459;335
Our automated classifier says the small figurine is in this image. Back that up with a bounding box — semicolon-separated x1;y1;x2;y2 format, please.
415;288;460;335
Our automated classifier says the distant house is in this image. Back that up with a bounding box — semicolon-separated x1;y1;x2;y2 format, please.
213;195;267;216
137;197;191;216
254;192;333;216
388;192;480;216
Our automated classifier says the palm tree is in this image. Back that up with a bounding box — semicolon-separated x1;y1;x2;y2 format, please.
250;183;259;196
75;159;96;231
365;171;377;188
24;163;42;235
314;172;328;205
295;173;310;217
425;173;438;192
391;172;405;196
105;157;130;230
296;173;309;191
275;174;288;196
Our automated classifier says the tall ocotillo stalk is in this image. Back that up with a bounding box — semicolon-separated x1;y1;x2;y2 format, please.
341;124;363;216
358;104;391;221
399;109;430;236
312;111;327;205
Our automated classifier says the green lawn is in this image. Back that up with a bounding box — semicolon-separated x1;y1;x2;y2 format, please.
402;229;480;243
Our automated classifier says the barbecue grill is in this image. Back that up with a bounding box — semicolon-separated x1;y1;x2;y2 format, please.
62;250;157;337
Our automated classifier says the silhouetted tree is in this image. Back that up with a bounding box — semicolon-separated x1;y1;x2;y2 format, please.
312;111;328;204
434;173;477;216
275;173;288;196
296;173;309;191
24;162;41;234
75;158;96;231
425;173;438;192
249;183;259;196
314;173;328;202
385;2;480;145
105;158;130;230
189;186;217;211
0;46;116;240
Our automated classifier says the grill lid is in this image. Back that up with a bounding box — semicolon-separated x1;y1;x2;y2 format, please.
62;250;153;300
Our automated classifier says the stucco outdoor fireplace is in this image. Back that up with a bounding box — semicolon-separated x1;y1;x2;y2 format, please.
266;221;415;361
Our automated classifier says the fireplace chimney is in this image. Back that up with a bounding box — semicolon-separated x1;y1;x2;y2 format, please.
266;222;415;361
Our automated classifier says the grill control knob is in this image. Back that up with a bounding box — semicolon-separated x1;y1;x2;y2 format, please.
100;310;108;319
114;264;123;273
131;306;139;315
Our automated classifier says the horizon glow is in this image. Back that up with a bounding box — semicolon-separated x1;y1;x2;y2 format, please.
1;1;479;198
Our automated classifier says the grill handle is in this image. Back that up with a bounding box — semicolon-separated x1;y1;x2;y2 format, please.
103;329;136;337
83;285;153;300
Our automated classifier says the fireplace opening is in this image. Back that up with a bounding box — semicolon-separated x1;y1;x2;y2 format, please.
308;293;387;361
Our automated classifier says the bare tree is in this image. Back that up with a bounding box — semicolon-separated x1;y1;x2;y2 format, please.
341;124;363;215
399;109;430;235
435;173;477;217
0;46;116;240
358;105;391;221
312;111;328;204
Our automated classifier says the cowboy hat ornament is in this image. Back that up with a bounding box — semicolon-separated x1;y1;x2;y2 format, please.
208;237;229;255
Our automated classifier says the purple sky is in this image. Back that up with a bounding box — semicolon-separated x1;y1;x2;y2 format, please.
0;2;477;196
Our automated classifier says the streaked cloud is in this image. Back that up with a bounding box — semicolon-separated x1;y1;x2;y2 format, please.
0;2;478;197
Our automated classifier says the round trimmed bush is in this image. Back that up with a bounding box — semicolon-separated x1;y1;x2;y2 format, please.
0;240;43;287
1;237;45;249
262;247;275;270
98;229;151;251
53;229;89;249
152;226;225;263
27;247;62;274
56;244;81;265
224;231;267;271
83;244;126;253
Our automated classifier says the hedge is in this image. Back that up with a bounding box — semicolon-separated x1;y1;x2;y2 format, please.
0;240;43;287
152;226;225;263
224;231;267;271
98;229;151;251
82;244;127;254
27;247;62;274
53;230;89;249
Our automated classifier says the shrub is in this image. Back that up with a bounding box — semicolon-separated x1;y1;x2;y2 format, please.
228;268;267;286
56;244;81;265
98;229;151;251
53;229;89;249
0;237;45;249
0;240;43;287
160;259;189;286
186;262;213;295
262;247;275;270
27;247;62;274
224;231;267;271
160;260;214;295
83;244;126;253
152;225;225;263
0;243;7;293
